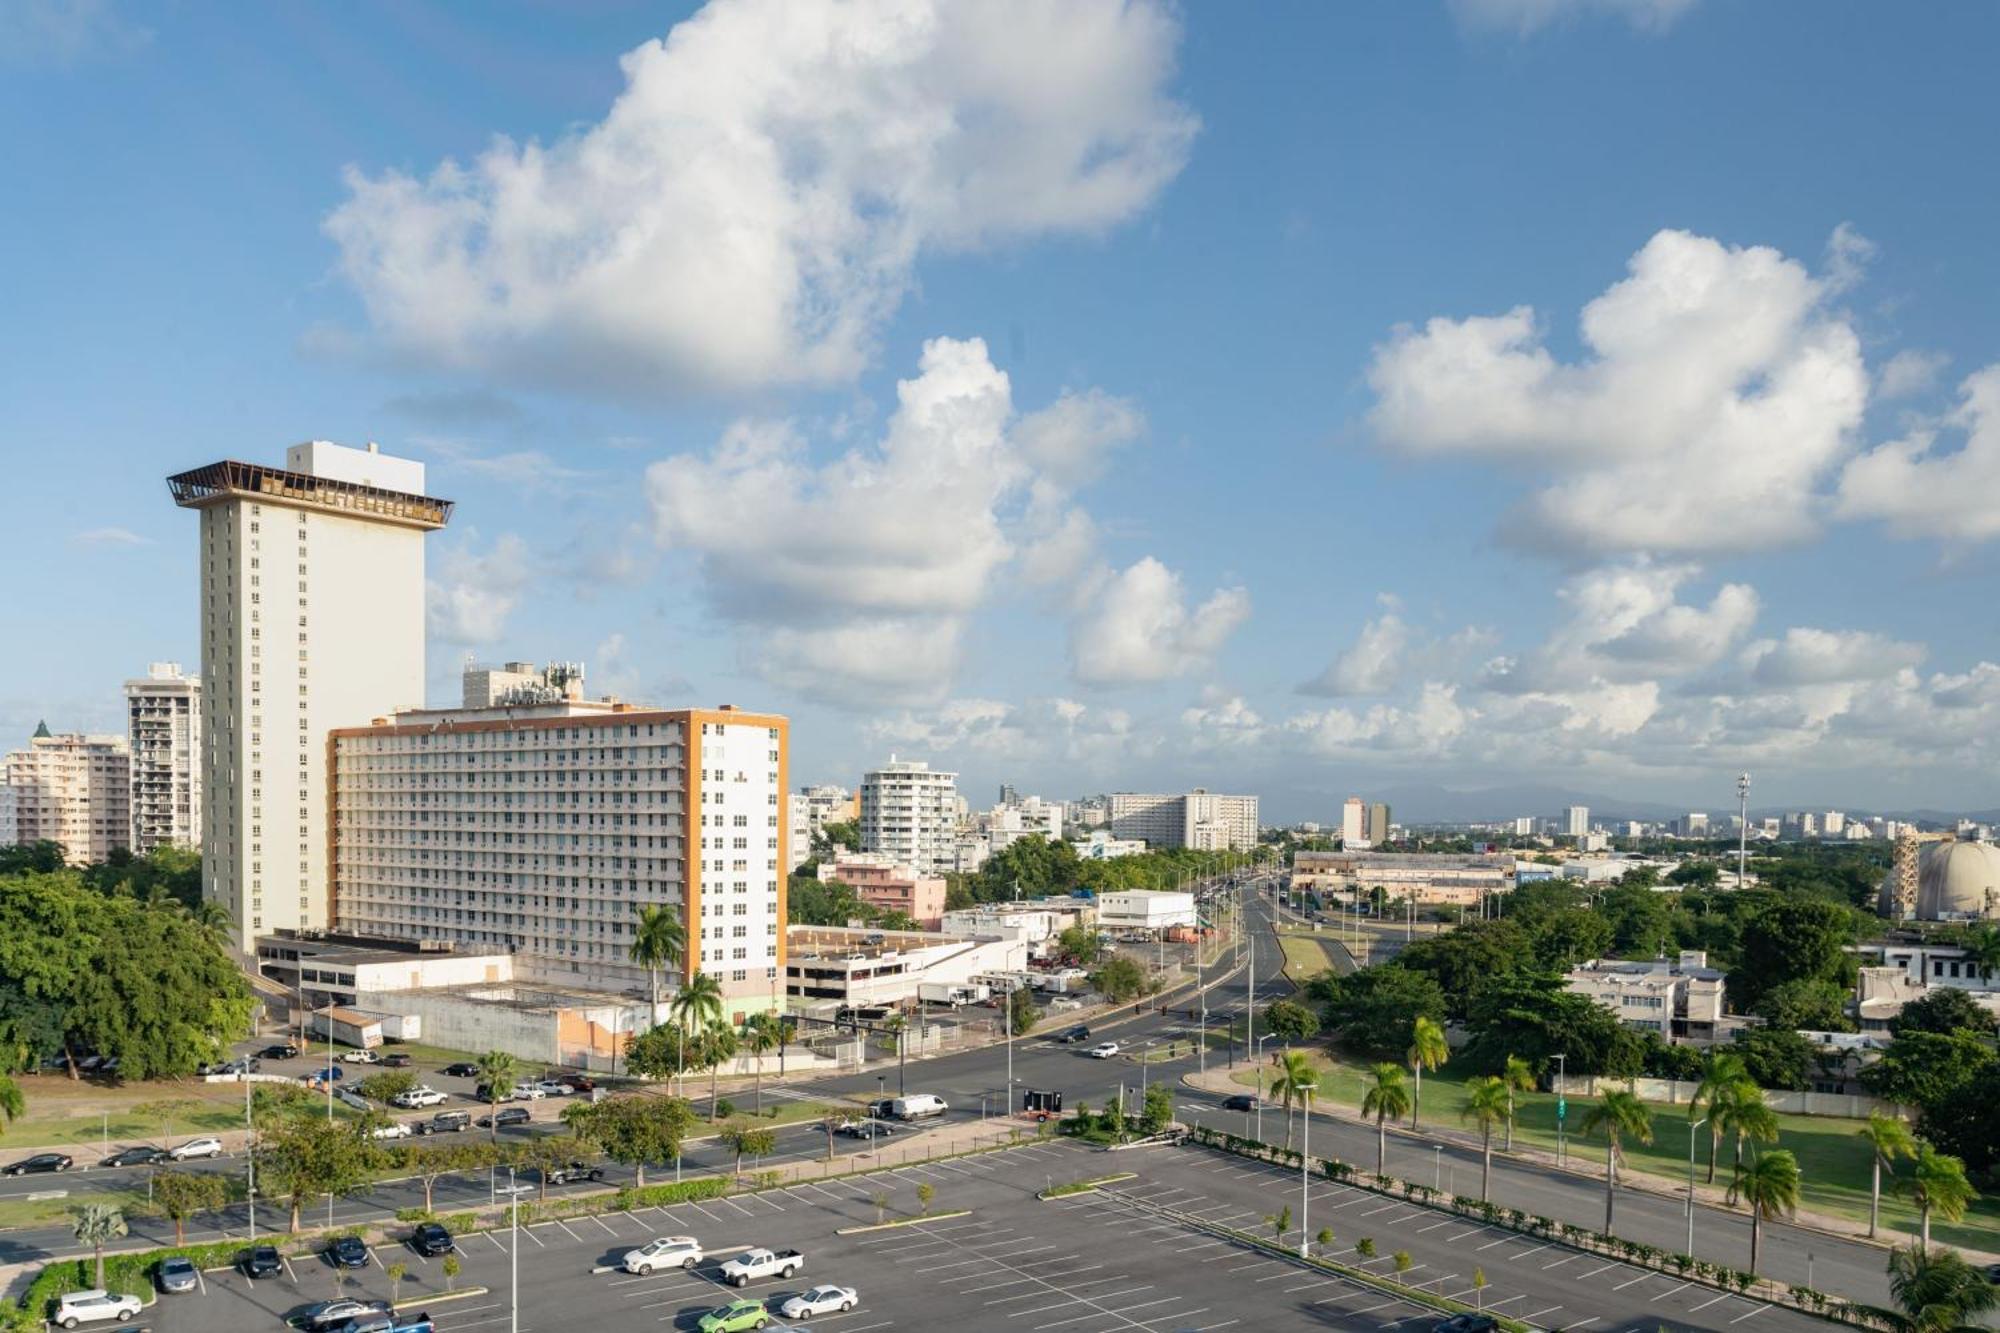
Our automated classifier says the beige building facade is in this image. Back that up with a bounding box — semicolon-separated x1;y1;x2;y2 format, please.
125;661;202;852
4;728;130;864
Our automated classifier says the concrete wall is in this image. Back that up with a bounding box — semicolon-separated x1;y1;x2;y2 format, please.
1552;1074;1905;1120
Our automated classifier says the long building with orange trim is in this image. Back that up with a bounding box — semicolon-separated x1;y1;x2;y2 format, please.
327;690;787;1022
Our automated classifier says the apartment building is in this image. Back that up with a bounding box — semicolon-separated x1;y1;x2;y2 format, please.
983;794;1063;852
1109;789;1259;851
1563;951;1726;1045
1341;797;1366;846
859;758;958;874
168;441;450;950
788;783;854;873
816;854;946;928
329;698;788;1017
3;726;130;864
1565;805;1590;837
125;662;202;852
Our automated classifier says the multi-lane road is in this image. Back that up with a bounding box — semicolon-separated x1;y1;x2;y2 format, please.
0;877;1910;1316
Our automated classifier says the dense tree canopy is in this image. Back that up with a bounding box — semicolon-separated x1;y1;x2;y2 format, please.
1305;965;1446;1058
1861;1031;1997;1110
1729;1027;1816;1091
1732;897;1860;1011
1752;979;1856;1033
1462;972;1640;1077
1396;920;1529;1019
1892;987;1996;1038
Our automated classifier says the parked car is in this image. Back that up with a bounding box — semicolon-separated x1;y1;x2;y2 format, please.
1221;1094;1258;1112
418;1111;472;1135
697;1298;770;1333
380;1052;412;1068
369;1121;412;1140
5;1152;72;1175
242;1245;284;1279
156;1256;198;1294
477;1107;531;1129
1432;1317;1498;1333
104;1146;168;1168
472;1083;509;1103
1087;1042;1120;1059
864;1098;897;1120
835;1119;896;1140
510;1082;546;1100
328;1235;371;1269
299;1298;391;1332
303;1067;345;1083
533;1080;571;1098
226;1056;262;1074
622;1235;703;1274
342;1050;381;1065
53;1290;142;1328
440;1062;479;1078
721;1247;804;1286
169;1136;224;1161
890;1094;947;1122
556;1073;596;1093
393;1086;448;1109
410;1222;454;1257
337;1089;372;1112
261;1043;301;1060
779;1286;856;1318
1052;1025;1091;1044
543;1160;604;1185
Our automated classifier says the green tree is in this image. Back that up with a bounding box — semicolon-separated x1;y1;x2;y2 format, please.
1055;925;1103;965
1753;979;1856;1033
386;1262;407;1304
1689;1051;1752;1184
1732;1028;1816;1091
1908;1145;1977;1253
1406;1015;1447;1129
1500;1054;1535;1152
1008;986;1042;1037
1393;1250;1414;1282
625;1020;693;1086
1729;1149;1801;1274
1473;1267;1489;1312
1265;1203;1291;1245
1460;1075;1510;1201
355;1070;417;1104
916;1181;936;1216
628;904;686;1022
259;1115;373;1233
1528;909;1614;970
670;972;725;1096
701;1023;740;1122
741;1012;783;1116
441;1254;461;1291
1884;1243;1999;1333
722;1126;777;1180
1090;956;1152;1003
1894;988;1997;1038
1460;972;1637;1076
1580;1088;1653;1236
1309;965;1446;1058
1361;1063;1410;1176
1140;1083;1174;1135
474;1050;520;1141
1355;1237;1376;1259
1271;1049;1317;1152
563;1093;696;1188
1261;999;1320;1043
814;820;860;855
1714;1081;1779;1182
71;1203;127;1288
1734;897;1857;1011
1396;920;1531;1019
1860;1112;1918;1241
400;1140;490;1213
147;1169;227;1244
1862;1032;1996;1111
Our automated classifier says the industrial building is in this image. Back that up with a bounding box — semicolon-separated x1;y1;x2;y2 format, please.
1291;849;1513;907
784;925;1027;1011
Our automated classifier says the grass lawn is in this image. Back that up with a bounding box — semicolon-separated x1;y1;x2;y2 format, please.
1232;1052;2000;1254
1;1074;266;1152
1276;934;1344;983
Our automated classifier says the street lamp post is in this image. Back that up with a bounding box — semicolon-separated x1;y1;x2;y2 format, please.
1686;1115;1707;1256
1434;1144;1443;1192
1554;1053;1567;1167
1298;1083;1317;1258
244;1076;256;1240
500;1175;531;1333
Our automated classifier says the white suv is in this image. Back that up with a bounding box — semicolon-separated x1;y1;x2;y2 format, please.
621;1236;703;1275
55;1290;142;1328
510;1082;546;1100
393;1087;447;1109
168;1137;223;1161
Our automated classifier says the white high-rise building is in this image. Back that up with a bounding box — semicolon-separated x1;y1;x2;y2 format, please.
1512;816;1536;837
1565;805;1590;837
1108;790;1259;851
169;442;451;950
860;758;959;874
4;726;130;865
1341;796;1367;846
124;662;202;853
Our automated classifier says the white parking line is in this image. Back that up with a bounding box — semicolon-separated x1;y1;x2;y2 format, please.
1508;1242;1552;1259
1542;1254;1580;1271
1415;1218;1455;1234
1649;1281;1693;1301
553;1219;583;1243
1690;1292;1737;1312
1358;1200;1404;1217
1613;1271;1652;1291
1520;1305;1562;1324
1575;1261;1620;1279
586;1213;619;1236
1476;1234;1515;1252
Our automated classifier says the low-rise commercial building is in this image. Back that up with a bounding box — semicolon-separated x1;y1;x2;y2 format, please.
784;925;1027;1011
1292;849;1513;907
1097;889;1197;931
1076;830;1147;860
1564;951;1725;1045
939;902;1090;948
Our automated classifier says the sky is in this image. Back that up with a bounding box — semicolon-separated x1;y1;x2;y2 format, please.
4;0;1999;822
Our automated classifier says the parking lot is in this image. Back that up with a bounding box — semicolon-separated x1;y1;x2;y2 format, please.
105;1136;1850;1333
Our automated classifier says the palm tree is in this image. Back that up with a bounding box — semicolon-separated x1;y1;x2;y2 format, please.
1729;1149;1801;1274
1959;924;2000;985
1360;1063;1411;1176
1861;1112;1918;1240
1715;1082;1779;1182
1406;1016;1447;1129
474;1050;520;1141
1908;1145;1978;1253
742;1013;783;1116
1689;1050;1750;1184
703;1024;740;1121
1461;1075;1510;1202
669;971;725;1098
1579;1089;1653;1236
72;1203;127;1288
1271;1050;1317;1152
628;904;686;1023
1886;1242;2000;1333
1500;1055;1534;1152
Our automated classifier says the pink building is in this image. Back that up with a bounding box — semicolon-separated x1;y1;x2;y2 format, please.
820;855;947;929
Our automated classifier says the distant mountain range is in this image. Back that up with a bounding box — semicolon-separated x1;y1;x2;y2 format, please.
1355;783;2000;827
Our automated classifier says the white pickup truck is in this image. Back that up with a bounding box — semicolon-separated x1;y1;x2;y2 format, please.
719;1247;804;1287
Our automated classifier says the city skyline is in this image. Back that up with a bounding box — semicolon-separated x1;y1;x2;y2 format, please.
6;2;2000;817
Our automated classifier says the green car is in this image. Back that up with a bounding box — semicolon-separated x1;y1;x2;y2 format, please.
697;1298;770;1332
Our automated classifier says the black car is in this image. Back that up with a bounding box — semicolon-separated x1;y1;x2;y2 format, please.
380;1053;412;1069
242;1245;284;1279
410;1223;454;1257
104;1146;169;1168
542;1160;604;1185
261;1043;300;1060
327;1235;370;1269
476;1107;530;1129
836;1120;897;1140
440;1062;479;1078
1053;1025;1091;1044
865;1098;897;1120
1433;1316;1498;1333
3;1153;71;1176
1221;1094;1258;1112
299;1298;391;1332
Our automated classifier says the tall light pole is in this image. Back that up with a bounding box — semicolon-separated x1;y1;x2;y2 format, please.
1736;773;1751;890
500;1175;531;1333
1686;1115;1707;1257
244;1076;256;1240
1554;1053;1567;1167
1298;1081;1317;1258
1243;883;1256;1077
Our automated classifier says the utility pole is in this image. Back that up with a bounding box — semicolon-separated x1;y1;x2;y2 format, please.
1736;773;1751;890
245;1075;256;1240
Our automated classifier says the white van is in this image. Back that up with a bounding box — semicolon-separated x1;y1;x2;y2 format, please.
891;1093;949;1122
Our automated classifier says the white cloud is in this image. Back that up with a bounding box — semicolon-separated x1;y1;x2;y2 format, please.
1287;683;1471;758
325;0;1195;397
1181;690;1267;748
869;694;1141;769
1068;556;1250;686
760;620;965;706
1744;627;1924;687
1367;228;1868;555
1300;611;1411;696
1837;363;2000;541
1876;349;1949;401
70;526;150;547
1012;389;1144;489
1449;0;1695;36
1823;221;1876;294
426;532;532;644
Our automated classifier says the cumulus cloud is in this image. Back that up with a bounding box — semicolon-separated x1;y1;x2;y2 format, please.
1012;389;1145;489
427;532;533;644
1449;0;1695;36
869;694;1142;769
1287;684;1471;758
1837;363;2000;541
324;0;1195;397
1300;610;1412;697
1876;349;1949;401
1068;556;1250;686
1744;627;1924;687
1181;690;1267;748
1367;228;1868;556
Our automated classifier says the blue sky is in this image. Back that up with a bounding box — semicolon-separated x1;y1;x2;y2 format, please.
5;0;1999;820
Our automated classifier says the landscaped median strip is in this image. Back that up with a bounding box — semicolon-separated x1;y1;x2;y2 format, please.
1037;1173;1137;1199
391;1286;488;1311
835;1208;972;1234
